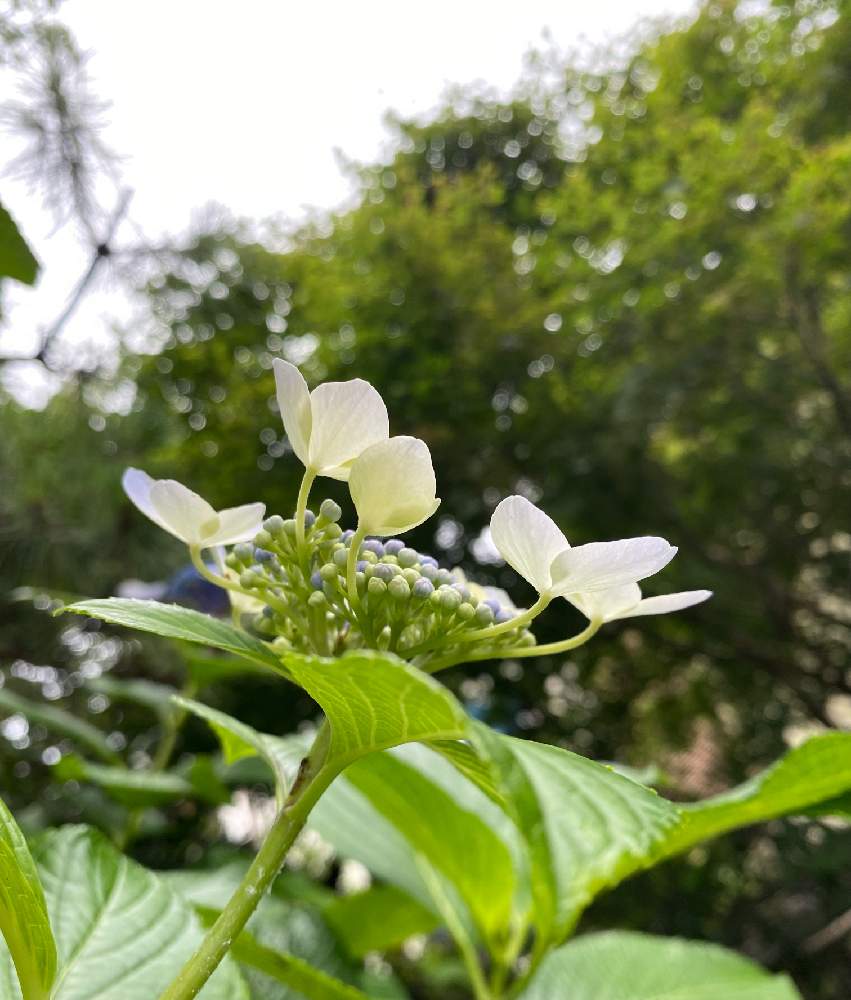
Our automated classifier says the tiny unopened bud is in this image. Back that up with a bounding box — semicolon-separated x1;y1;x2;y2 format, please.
254;529;273;548
457;602;475;621
310;571;323;590
240;571;258;588
420;554;439;569
307;590;327;608
323;523;343;539
362;538;384;557
475;603;495;625
372;563;396;583
452;583;472;603
304;509;316;527
233;542;254;564
341;529;355;543
263;515;285;536
495;609;514;624
420;563;439;582
376;625;393;650
388;576;410;601
402;568;420;587
436;569;454;586
255;547;275;563
319;563;338;582
355;570;367;593
384;539;404;555
319;498;342;523
367;576;387;597
412;578;434;600
398;547;419;568
282;519;297;538
437;586;462;611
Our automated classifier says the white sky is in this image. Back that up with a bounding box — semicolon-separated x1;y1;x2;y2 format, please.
1;0;696;403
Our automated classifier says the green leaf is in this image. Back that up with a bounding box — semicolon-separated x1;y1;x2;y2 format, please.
343;749;517;946
479;729;683;944
0;202;38;285
85;675;178;719
662;732;851;856
0;687;119;764
0;795;56;1000
517;931;800;1000
0;826;247;1000
324;886;439;958
64;599;287;677
175;696;308;803
283;649;470;766
53;755;228;807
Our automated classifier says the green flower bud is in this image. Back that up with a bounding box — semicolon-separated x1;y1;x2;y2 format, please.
319;563;338;582
282;518;297;538
307;591;327;608
362;549;379;565
333;548;350;568
263;515;285;536
398;547;419;568
319;498;343;523
254;529;273;548
402;568;420;587
376;625;393;651
437;586;462;611
225;552;240;569
474;603;495;626
367;576;387;597
323;523;343;539
233;542;254;564
388;576;410;601
381;554;399;566
239;570;259;588
457;602;476;621
355;570;367;593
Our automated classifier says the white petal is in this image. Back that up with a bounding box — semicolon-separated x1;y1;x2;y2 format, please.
489;496;570;594
273;359;312;468
349;436;440;535
307;378;389;479
550;536;677;596
122;468;168;531
618;590;712;619
568;583;642;622
149;480;219;545
206;503;266;545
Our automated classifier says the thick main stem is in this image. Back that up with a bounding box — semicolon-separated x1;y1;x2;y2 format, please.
294;467;317;553
160;735;334;1000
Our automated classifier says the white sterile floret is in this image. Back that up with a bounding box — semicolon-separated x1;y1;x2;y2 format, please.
490;495;678;598
568;583;712;622
122;468;265;547
348;436;440;536
273;359;389;481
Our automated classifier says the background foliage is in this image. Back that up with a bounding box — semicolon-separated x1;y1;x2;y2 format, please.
1;1;849;997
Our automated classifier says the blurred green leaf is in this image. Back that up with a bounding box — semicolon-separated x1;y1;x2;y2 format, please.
324;885;439;958
0;687;119;764
517;932;800;999
0;202;38;285
0;793;55;1000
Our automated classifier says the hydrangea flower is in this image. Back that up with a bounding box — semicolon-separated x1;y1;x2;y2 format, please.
490;495;676;600
567;583;712;623
122;469;264;547
273;359;389;481
348;436;440;535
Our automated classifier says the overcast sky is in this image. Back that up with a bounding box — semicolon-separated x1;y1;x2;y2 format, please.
1;0;696;403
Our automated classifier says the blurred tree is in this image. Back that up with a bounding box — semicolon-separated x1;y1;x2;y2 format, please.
131;1;851;994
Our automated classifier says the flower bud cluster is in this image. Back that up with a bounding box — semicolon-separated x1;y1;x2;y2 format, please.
223;499;534;664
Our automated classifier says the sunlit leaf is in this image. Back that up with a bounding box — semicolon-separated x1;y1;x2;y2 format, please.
0;795;56;1000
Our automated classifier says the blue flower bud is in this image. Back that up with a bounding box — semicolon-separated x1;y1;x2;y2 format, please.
484;599;502;614
254;547;275;563
356;559;368;573
436;569;455;586
319;498;342;523
342;529;355;543
304;509;316;527
262;605;276;618
372;563;396;583
452;583;472;603
419;554;439;568
495;609;514;624
310;571;323;590
384;539;404;555
412;577;434;599
361;538;385;557
398;547;419;568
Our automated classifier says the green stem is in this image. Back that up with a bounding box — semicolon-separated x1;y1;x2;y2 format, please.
346;523;367;612
189;546;251;598
160;726;335;1000
423;619;602;674
456;593;551;644
294;467;317;553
